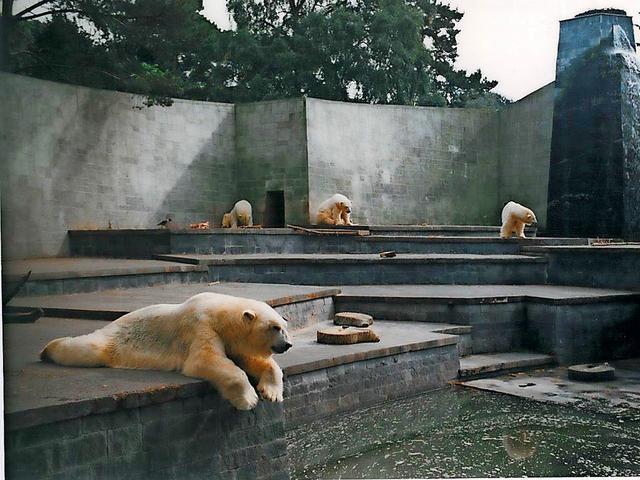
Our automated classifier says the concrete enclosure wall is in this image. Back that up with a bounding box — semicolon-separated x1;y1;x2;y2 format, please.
305;98;501;225
235;99;309;226
498;83;555;228
0;73;557;258
0;73;236;259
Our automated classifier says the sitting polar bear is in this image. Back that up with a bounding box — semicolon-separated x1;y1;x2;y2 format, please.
40;292;292;410
315;194;354;226
501;201;537;239
222;200;253;228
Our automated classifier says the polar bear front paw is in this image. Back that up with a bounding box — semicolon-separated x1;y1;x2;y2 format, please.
257;380;283;402
230;386;259;410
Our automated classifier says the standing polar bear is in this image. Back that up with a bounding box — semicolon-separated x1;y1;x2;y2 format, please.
501;201;537;239
40;292;292;410
222;200;253;228
315;194;354;226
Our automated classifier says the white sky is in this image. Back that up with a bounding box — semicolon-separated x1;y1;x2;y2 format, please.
202;0;640;101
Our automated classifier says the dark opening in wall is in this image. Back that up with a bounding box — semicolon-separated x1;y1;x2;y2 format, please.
265;190;285;227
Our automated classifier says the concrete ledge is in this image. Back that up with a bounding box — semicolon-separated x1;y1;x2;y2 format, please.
3;258;206;282
10;283;340;323
458;352;555;379
155;253;547;265
4;318;456;430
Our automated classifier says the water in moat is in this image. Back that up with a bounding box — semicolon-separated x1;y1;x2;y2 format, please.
287;386;640;479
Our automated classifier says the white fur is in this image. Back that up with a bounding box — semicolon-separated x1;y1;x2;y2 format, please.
314;193;354;226
222;200;253;228
500;201;537;239
40;293;291;410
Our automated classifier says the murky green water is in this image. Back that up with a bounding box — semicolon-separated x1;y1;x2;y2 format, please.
287;387;640;479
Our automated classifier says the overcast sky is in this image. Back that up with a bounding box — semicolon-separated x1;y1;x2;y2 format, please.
202;0;640;101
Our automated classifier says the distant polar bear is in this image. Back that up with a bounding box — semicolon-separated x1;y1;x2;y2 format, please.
501;201;537;239
315;194;354;226
222;200;253;228
40;292;292;410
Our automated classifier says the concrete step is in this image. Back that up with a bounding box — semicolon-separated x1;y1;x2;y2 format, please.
155;253;548;285
2;257;208;296
9;282;339;329
335;284;640;359
458;352;555;379
69;227;587;257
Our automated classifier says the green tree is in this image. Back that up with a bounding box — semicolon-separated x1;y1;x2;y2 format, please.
1;0;229;104
226;0;499;106
2;0;501;107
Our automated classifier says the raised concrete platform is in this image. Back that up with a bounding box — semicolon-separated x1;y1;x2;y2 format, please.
3;317;457;430
2;257;207;296
155;253;547;285
458;352;555;379
9;282;339;326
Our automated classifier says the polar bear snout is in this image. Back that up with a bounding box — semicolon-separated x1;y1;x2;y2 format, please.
270;326;292;354
272;340;292;354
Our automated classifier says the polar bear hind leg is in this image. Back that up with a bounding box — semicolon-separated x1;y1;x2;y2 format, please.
316;210;336;225
40;333;110;367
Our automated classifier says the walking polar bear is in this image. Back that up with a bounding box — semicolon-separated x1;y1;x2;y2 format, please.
40;292;292;410
222;200;253;228
501;201;537;239
315;194;354;226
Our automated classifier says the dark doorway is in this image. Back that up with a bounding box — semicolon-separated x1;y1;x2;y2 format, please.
264;190;285;227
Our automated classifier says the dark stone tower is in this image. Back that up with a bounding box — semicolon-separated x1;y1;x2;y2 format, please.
546;11;640;238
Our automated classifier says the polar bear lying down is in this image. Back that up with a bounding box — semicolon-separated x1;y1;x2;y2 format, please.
315;194;354;226
501;201;537;239
40;292;292;410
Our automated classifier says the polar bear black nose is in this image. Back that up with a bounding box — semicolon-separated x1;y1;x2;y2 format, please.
283;342;292;351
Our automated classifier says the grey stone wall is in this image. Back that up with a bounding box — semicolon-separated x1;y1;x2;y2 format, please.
305;98;501;225
0;73;237;259
235;99;309;225
497;83;555;229
5;393;289;480
284;345;459;429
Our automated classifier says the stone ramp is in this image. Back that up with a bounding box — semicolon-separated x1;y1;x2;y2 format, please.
3;317;458;430
9;282;339;324
155;253;547;285
2;257;207;296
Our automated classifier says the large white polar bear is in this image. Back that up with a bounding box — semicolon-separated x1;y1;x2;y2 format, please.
314;194;354;226
222;200;253;228
501;201;537;239
40;292;292;410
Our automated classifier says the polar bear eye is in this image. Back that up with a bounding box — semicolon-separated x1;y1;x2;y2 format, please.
272;325;282;332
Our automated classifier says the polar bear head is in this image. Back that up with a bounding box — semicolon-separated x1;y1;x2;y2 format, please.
242;304;292;355
502;201;537;225
331;193;352;215
221;213;232;228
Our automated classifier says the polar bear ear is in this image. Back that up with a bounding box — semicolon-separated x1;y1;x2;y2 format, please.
243;310;256;323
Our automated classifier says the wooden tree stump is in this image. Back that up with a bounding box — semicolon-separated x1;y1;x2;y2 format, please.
334;312;374;327
317;326;380;344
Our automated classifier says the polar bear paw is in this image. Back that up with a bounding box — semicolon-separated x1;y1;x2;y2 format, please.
230;386;260;410
257;380;284;403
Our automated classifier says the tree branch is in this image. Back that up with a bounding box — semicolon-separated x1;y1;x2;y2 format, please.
17;8;83;21
14;0;53;18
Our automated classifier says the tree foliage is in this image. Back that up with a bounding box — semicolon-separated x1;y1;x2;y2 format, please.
2;0;502;107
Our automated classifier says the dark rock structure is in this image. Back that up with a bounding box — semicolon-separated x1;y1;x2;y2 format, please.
547;12;640;238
